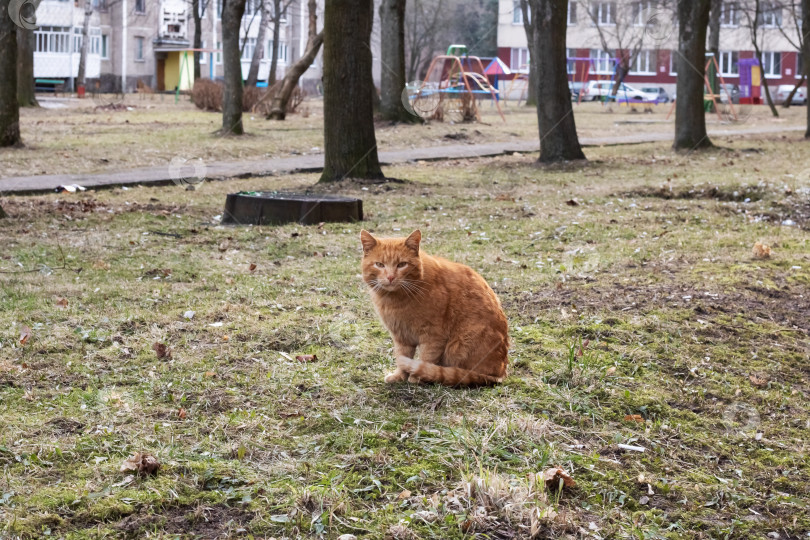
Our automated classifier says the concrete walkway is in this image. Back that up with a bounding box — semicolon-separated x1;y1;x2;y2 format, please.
0;125;804;194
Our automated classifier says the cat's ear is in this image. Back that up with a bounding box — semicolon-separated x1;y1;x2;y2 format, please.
404;230;421;253
360;230;378;253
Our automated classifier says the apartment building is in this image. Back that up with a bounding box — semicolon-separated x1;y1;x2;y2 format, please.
497;1;805;95
32;0;317;93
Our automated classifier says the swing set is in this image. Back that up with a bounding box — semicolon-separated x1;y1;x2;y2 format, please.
666;53;739;121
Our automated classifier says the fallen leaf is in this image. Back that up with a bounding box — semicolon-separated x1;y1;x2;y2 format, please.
249;263;257;272
295;354;318;362
397;489;411;500
565;199;579;206
606;366;617;376
204;371;215;378
152;342;171;360
19;326;32;345
178;408;187;419
92;260;110;270
624;414;645;423
542;467;576;490
55;297;69;309
222;335;229;342
752;242;771;259
120;452;160;475
749;374;769;387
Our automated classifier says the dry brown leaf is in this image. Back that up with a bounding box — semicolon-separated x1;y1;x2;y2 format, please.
624;414;645;423
749;374;769;387
204;371;216;378
152;342;171;360
120;452;160;475
565;199;579;206
249;263;257;272
19;326;32;346
397;489;411;500
178;408;187;420
752;242;771;259
296;354;318;362
542;467;576;490
93;260;110;270
606;366;617;376
55;297;69;309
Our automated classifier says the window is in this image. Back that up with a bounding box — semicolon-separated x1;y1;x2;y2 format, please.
216;41;222;63
241;37;256;60
512;0;522;23
719;1;739;26
101;34;108;59
719;50;738;76
632;1;654;26
566;48;575;74
762;51;781;77
200;40;207;64
591;2;616;26
590;48;613;74
669;50;678;75
134;36;144;61
34;26;71;54
758;2;781;27
630;49;655;74
568;2;577;25
510;47;530;72
267;40;288;62
216;0;222;19
135;0;145;13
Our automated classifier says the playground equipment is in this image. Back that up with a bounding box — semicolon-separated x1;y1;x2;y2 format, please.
414;45;505;122
504;65;529;104
569;56;619;104
666;53;739;121
738;58;762;104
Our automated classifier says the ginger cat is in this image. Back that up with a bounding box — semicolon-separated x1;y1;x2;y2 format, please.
360;229;509;387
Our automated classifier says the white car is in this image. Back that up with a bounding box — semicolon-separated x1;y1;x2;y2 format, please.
774;84;807;105
580;81;659;102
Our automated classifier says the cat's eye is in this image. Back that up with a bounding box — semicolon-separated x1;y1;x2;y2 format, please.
374;262;385;268
397;262;408;268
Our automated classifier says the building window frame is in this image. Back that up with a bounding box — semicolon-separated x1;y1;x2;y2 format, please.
134;0;145;14
134;36;145;61
568;2;577;25
762;51;781;78
719;1;739;27
591;2;616;26
719;50;739;76
629;49;655;75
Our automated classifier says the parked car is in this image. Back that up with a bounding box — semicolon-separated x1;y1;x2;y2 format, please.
717;83;740;104
580;81;659;102
774;84;807;105
640;86;670;103
569;81;587;101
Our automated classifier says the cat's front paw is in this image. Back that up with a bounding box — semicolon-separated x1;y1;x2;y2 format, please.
384;369;408;384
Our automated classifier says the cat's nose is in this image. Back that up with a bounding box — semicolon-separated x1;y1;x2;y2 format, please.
387;275;395;282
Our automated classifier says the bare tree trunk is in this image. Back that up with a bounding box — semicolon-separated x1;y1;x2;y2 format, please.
77;0;92;91
1;0;22;147
526;0;585;163
319;0;383;182
0;204;6;219
192;0;204;80
673;0;712;151
519;0;537;107
247;2;268;86
221;0;248;135
268;0;283;84
379;0;412;121
804;0;810;138
753;47;779;117
268;0;322;120
17;28;38;107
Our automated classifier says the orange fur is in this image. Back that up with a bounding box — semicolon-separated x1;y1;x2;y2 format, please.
360;229;509;387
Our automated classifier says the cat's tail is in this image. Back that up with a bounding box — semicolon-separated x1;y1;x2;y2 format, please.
396;356;504;387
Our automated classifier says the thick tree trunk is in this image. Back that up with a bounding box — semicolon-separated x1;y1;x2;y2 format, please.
77;1;92;90
221;0;248;135
268;0;322;120
193;0;203;80
673;0;713;151
247;3;269;86
17;28;38;107
319;0;383;182
526;0;585;163
1;0;22;147
804;0;810;138
379;0;412;121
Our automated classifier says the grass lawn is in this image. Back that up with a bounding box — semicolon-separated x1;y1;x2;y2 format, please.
1;135;809;539
1;94;807;179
